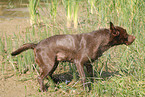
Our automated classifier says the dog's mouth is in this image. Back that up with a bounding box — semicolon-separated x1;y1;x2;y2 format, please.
126;42;133;45
126;35;135;45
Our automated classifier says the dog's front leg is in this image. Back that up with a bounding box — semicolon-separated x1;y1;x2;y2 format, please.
38;76;47;92
75;61;86;90
85;64;93;91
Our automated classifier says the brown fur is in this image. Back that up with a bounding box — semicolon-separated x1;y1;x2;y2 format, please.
11;22;135;92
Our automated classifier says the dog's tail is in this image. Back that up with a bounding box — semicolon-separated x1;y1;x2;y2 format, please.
11;43;37;56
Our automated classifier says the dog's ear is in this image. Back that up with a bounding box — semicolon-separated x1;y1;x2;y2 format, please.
110;22;115;31
110;22;120;36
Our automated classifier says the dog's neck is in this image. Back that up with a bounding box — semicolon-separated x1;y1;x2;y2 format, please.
97;29;115;52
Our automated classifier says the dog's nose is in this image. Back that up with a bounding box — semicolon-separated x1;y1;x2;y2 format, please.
131;35;136;41
126;35;135;45
133;36;136;40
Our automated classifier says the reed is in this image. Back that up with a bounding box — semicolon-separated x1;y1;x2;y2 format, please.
88;0;96;14
0;0;144;96
29;0;40;26
73;0;79;29
50;0;59;21
62;0;74;28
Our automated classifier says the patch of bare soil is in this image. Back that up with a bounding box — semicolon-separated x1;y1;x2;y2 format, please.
0;18;37;97
0;6;84;97
0;8;44;97
0;12;75;96
0;18;30;36
0;71;39;97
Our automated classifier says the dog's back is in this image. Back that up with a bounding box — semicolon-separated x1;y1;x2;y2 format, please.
11;22;135;92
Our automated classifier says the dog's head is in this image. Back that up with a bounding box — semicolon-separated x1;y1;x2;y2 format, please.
109;22;135;46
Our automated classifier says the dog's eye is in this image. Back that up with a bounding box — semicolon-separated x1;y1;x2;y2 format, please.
124;34;128;40
124;38;128;41
124;36;128;41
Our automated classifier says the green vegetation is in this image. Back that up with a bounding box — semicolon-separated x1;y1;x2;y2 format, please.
62;0;74;28
0;0;144;96
29;0;40;25
88;0;96;14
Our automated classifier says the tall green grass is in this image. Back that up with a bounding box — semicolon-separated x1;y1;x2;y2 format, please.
50;0;59;21
0;0;144;96
88;0;96;14
73;0;79;29
29;0;40;26
62;0;74;28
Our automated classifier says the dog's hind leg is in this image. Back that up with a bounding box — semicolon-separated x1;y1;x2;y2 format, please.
34;50;58;92
37;60;59;92
37;67;49;92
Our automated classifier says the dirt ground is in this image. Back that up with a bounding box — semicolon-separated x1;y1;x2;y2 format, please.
0;71;40;97
0;7;76;97
0;8;45;97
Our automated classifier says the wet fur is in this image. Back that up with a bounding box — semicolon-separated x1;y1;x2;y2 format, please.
11;22;135;92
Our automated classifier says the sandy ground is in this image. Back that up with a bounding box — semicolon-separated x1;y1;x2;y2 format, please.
0;72;39;97
0;7;30;36
0;18;30;36
0;8;43;97
0;7;75;97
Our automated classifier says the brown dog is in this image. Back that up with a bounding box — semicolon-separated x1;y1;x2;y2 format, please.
11;22;135;92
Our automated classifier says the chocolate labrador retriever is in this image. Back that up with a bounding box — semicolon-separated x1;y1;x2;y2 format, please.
11;22;135;92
